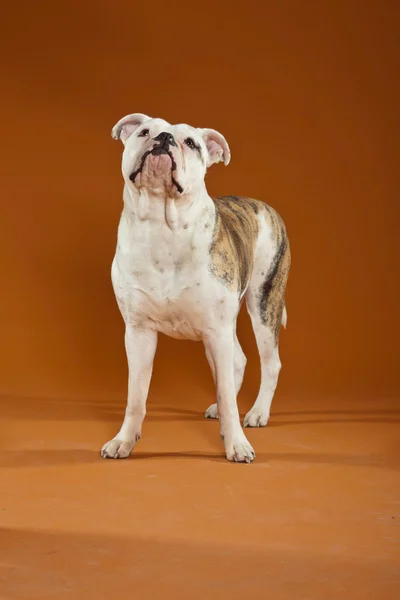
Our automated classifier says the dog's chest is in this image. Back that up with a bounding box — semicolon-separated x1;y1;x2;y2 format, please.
112;216;216;339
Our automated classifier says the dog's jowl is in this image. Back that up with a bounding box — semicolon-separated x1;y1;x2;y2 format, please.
101;113;291;463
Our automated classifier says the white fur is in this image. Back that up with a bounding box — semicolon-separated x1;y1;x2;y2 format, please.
101;115;284;463
282;305;287;328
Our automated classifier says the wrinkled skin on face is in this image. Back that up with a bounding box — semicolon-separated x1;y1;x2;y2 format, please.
111;114;230;199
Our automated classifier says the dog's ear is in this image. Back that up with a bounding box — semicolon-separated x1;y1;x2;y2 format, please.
199;128;231;167
111;113;152;145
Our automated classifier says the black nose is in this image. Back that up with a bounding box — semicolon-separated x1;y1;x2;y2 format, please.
153;131;176;147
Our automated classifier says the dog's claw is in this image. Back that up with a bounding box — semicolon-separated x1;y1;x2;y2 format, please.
243;409;269;428
205;403;219;419
225;436;255;463
101;439;135;459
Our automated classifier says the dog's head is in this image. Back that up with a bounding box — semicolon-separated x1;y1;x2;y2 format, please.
112;113;230;198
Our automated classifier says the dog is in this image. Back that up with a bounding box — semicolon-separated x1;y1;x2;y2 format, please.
101;113;290;463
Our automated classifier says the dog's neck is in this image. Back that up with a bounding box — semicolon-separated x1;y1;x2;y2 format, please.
122;182;215;231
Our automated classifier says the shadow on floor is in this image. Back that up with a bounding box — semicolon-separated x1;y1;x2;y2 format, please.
0;396;399;425
0;447;398;470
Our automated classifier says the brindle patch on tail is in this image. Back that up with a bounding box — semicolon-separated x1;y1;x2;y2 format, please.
258;206;291;342
209;196;261;296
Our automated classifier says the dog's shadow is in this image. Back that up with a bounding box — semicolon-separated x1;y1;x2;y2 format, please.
0;446;398;470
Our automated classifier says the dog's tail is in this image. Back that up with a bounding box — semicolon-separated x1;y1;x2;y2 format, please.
281;304;288;329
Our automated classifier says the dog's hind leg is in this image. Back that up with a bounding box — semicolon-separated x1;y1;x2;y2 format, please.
243;209;290;427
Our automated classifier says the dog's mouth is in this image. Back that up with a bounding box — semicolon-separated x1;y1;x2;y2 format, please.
151;146;169;157
129;145;183;194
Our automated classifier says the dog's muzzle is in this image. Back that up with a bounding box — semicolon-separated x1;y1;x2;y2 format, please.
129;132;183;193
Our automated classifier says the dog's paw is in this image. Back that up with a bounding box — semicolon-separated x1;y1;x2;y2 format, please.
243;408;269;428
101;438;136;459
205;403;219;419
225;435;255;463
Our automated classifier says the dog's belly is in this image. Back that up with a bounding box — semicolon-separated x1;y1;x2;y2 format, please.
146;309;203;341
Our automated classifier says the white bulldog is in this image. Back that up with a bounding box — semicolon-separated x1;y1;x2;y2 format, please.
101;113;291;463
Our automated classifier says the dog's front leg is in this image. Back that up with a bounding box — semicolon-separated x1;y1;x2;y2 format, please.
101;326;158;459
204;331;255;463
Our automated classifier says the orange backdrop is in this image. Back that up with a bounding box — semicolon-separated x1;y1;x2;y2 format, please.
0;1;399;406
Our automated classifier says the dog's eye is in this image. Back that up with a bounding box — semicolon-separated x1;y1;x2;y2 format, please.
184;138;196;149
138;129;149;137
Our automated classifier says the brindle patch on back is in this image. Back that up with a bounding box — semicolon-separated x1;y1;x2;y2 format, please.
258;206;291;342
209;196;262;296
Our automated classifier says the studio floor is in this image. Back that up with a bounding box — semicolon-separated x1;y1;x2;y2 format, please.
0;392;399;599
